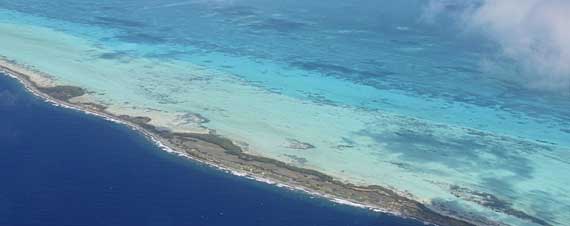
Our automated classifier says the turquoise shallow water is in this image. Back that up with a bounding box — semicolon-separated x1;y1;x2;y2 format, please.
0;74;422;226
0;1;569;225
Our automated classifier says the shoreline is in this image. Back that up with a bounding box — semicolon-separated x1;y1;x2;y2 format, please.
0;61;482;226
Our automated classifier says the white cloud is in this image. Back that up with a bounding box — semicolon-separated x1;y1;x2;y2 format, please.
424;0;570;91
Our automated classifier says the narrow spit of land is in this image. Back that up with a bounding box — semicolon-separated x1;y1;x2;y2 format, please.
0;61;485;226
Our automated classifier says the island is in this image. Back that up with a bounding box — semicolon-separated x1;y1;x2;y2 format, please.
0;60;482;226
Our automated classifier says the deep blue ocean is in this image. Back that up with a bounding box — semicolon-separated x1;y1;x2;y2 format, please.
0;74;423;226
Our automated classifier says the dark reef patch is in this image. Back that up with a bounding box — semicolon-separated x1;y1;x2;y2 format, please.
285;138;316;150
249;18;308;32
435;66;483;75
292;61;355;74
479;177;517;200
178;112;210;124
284;154;308;165
448;185;550;226
358;125;537;181
93;16;146;28
98;51;131;60
115;33;166;44
430;199;503;226
526;190;564;225
290;61;397;80
214;5;258;17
